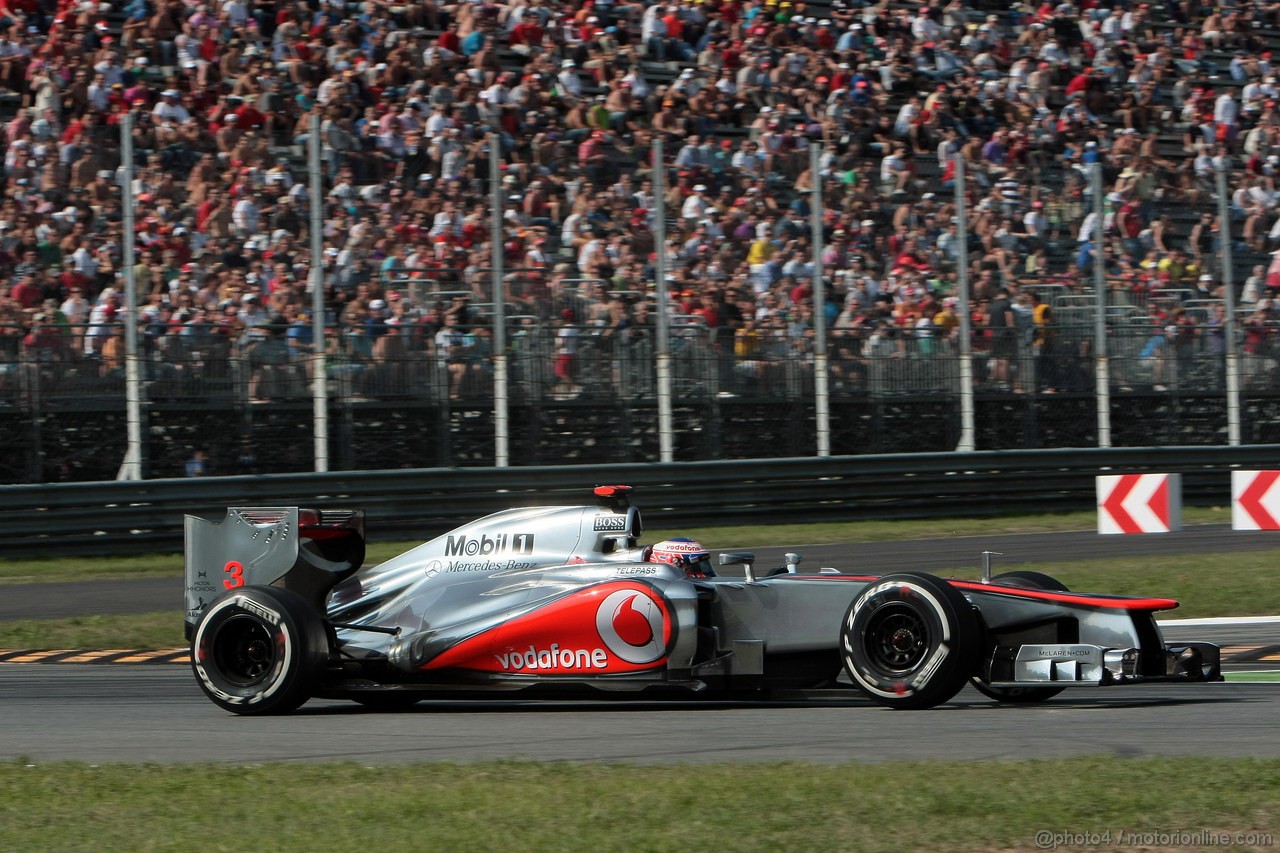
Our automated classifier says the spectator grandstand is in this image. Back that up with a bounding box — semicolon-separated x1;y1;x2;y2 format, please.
3;0;1280;481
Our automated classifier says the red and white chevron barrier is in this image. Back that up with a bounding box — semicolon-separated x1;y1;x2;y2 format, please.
1096;474;1181;534
1232;470;1280;530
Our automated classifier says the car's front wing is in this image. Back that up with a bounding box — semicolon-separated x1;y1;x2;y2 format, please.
985;641;1222;688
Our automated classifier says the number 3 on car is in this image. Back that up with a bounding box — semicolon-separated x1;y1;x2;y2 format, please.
223;560;244;590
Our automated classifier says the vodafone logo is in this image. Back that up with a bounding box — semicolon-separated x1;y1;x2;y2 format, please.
595;589;666;665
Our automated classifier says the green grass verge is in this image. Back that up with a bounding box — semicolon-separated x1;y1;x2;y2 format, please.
3;548;1278;650
1225;671;1280;682
943;549;1280;619
0;612;182;651
1;757;1275;851
0;507;1231;586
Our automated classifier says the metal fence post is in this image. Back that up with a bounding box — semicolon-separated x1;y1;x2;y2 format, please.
956;156;975;452
811;143;830;457
1092;162;1111;448
118;111;145;480
1216;160;1241;445
309;112;329;472
653;136;673;463
490;134;510;467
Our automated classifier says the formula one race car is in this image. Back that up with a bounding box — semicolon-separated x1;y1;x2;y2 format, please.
183;486;1222;714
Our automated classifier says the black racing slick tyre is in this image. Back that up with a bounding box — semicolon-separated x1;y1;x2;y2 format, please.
840;572;979;709
191;586;329;715
971;571;1070;704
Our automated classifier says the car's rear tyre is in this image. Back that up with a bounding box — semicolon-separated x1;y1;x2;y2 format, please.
191;586;329;715
971;571;1069;704
352;693;423;711
840;572;978;709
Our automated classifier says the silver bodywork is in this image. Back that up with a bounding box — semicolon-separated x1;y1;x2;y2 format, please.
183;494;1222;702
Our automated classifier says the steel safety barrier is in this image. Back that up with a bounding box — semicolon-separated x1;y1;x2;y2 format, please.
2;445;1278;559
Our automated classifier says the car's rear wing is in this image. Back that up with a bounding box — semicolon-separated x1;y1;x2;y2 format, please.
183;507;365;637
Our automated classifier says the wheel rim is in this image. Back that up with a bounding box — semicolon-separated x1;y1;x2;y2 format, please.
865;604;929;673
212;614;277;686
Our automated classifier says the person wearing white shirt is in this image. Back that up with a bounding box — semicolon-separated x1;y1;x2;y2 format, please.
911;9;941;43
232;196;260;236
153;90;192;125
893;100;919;137
1077;211;1099;244
222;0;249;28
681;185;710;221
621;68;649;98
557;60;582;99
439;136;467;179
561;211;584;246
87;74;110;112
731;145;763;177
1242;80;1265;117
641;4;663;45
1230;53;1249;81
1248;182;1275;211
1120;8;1141;36
430;201;462;238
715;70;738;97
92;58;124;87
422;43;456;69
1100;8;1124;42
481;81;511;106
72;242;98;278
701;212;723;241
577;235;603;271
1023;204;1047;239
424;105;453;137
1215;91;1239;134
60;290;91;326
1242;265;1264;306
1039;40;1069;65
674;136;705;171
84;294;117;356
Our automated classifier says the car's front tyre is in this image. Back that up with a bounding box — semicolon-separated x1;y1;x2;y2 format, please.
191;586;329;715
840;572;979;709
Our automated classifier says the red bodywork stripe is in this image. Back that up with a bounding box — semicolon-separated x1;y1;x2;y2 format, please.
946;580;1178;611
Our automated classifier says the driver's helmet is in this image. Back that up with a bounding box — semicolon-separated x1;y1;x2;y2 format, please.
648;538;714;577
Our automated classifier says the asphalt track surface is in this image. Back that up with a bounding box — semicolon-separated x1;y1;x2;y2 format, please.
2;666;1275;765
2;524;1279;765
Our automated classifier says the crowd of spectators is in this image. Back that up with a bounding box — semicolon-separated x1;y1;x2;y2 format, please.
5;0;1280;401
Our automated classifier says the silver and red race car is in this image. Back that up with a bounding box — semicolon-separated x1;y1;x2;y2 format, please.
183;486;1222;714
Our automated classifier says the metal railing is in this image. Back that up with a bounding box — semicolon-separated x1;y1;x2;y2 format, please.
0;444;1274;558
7;310;1280;481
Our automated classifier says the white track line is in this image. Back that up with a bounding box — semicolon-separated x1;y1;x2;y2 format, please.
1157;616;1280;627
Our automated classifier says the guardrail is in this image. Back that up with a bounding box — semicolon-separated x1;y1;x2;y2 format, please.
2;445;1277;559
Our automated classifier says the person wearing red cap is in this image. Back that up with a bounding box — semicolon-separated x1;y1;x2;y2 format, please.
552;307;580;399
